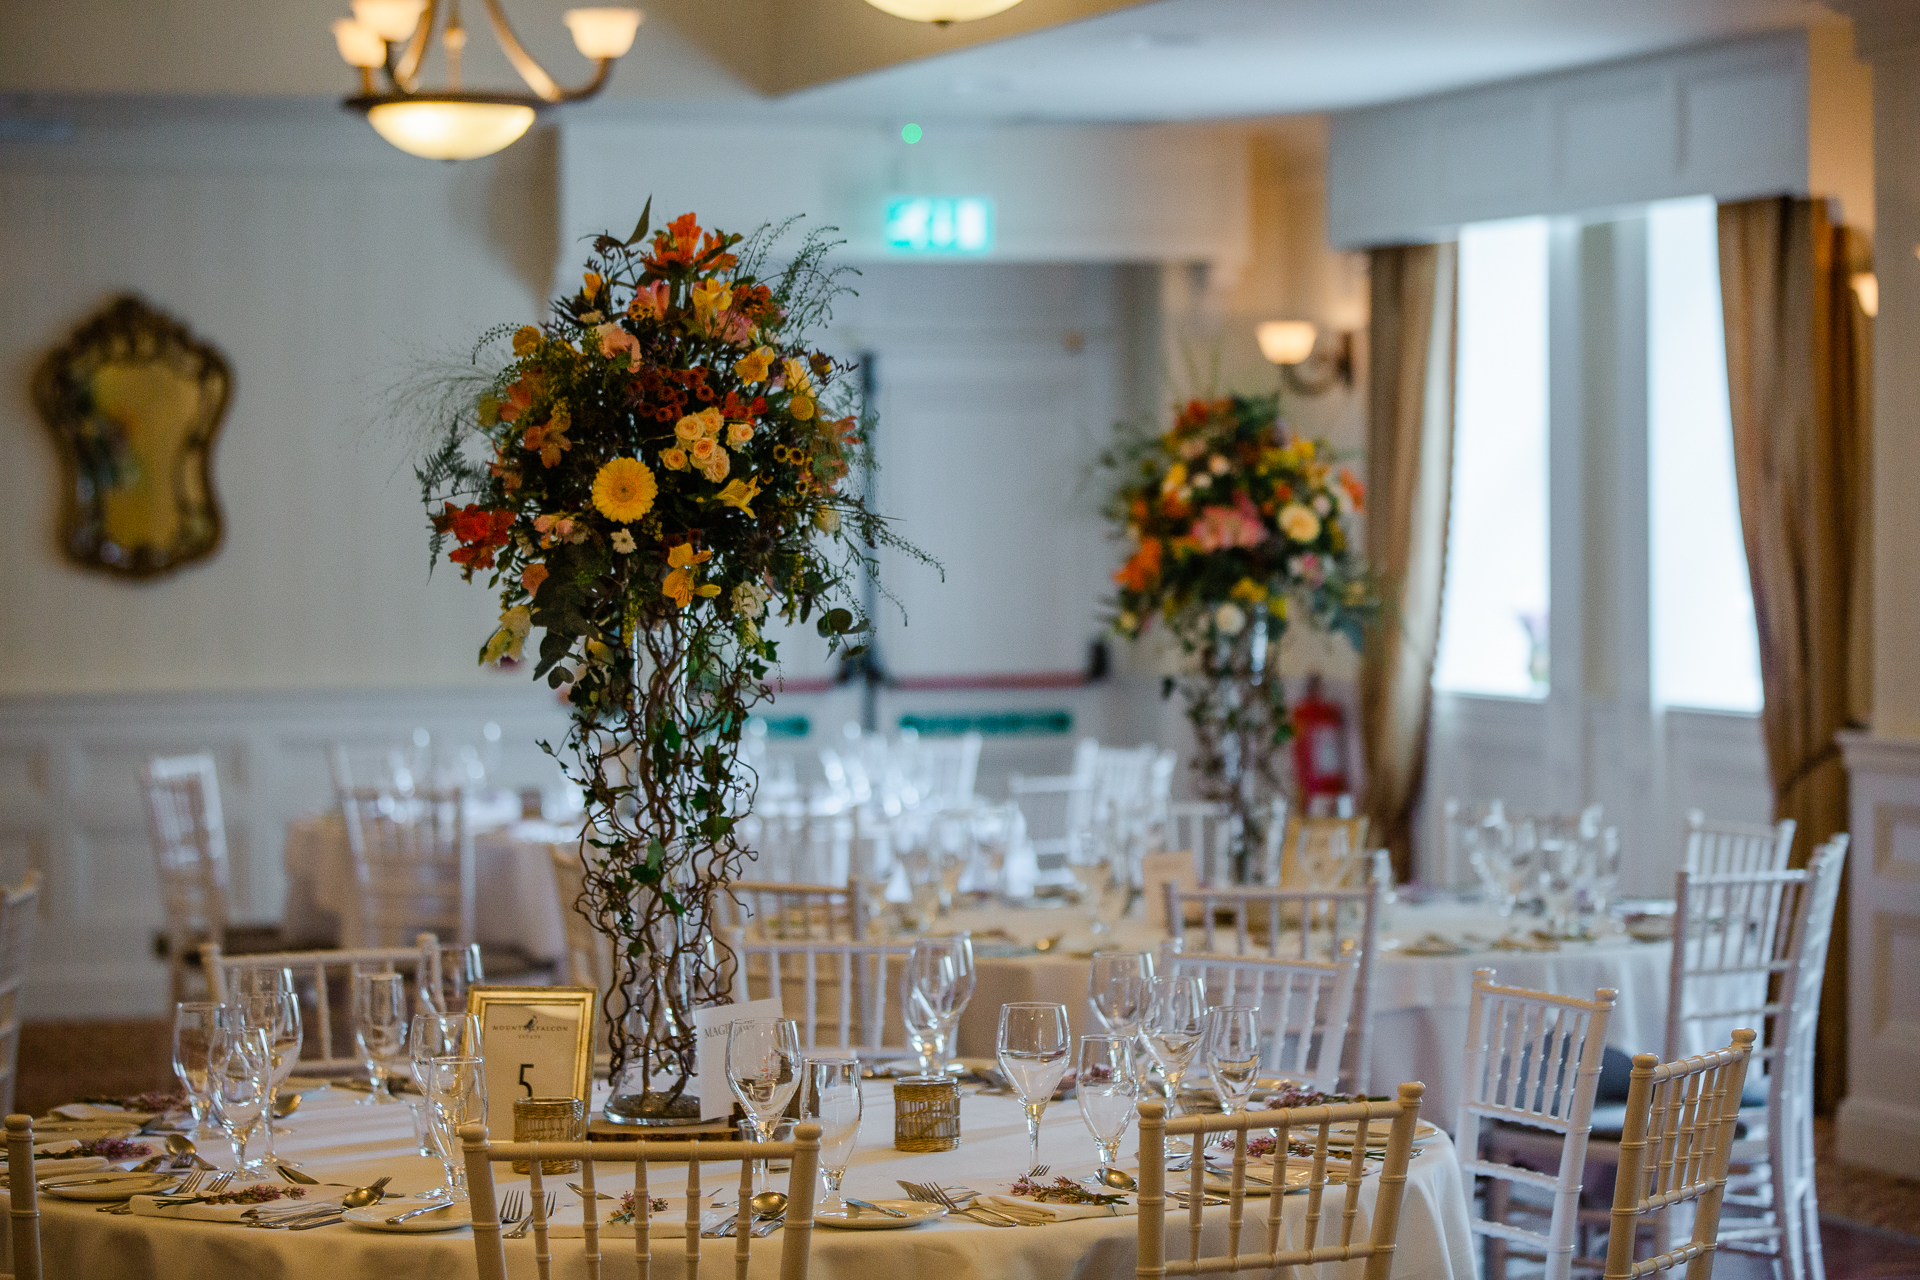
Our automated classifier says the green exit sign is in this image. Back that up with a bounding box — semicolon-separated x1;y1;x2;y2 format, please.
884;196;994;254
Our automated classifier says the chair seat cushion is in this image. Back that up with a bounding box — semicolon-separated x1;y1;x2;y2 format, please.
1595;1045;1767;1109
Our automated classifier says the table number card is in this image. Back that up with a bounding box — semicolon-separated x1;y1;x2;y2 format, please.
465;985;597;1141
692;997;783;1121
1141;849;1200;920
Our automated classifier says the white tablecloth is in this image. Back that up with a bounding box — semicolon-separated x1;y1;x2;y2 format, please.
13;1081;1475;1280
282;812;578;961
947;899;1673;1126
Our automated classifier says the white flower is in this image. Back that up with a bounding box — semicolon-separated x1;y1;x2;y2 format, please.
1214;603;1247;636
732;581;769;620
1313;493;1332;516
610;529;637;554
1192;472;1213;489
814;508;841;534
1209;454;1230;475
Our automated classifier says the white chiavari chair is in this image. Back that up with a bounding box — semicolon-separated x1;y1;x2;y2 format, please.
1601;1031;1757;1280
716;881;868;941
1007;736;1100;865
5;1114;41;1280
1135;1082;1426;1280
726;931;914;1056
331;744;476;951
141;754;279;1002
1684;812;1795;877
462;1119;821;1280
920;731;983;811
744;808;851;885
1161;859;1384;1093
1164;953;1359;1093
1457;970;1617;1280
1161;802;1237;887
0;874;41;1118
202;935;439;1074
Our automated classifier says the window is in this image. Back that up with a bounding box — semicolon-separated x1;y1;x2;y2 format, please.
1434;217;1552;699
1647;198;1763;713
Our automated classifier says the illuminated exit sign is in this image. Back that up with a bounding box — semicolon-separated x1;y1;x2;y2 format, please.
884;196;994;254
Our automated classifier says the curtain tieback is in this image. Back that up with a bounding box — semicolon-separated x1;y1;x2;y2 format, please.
1776;740;1842;799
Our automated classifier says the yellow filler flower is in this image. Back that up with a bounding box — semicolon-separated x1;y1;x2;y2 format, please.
592;457;658;523
715;477;761;519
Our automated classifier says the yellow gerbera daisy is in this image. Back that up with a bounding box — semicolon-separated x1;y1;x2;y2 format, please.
592;457;658;523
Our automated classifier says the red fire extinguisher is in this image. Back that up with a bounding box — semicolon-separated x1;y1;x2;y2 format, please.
1291;673;1350;804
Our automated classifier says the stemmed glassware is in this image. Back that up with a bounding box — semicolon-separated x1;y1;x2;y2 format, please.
351;971;409;1103
903;935;974;1076
801;1058;864;1214
1143;975;1207;1148
209;1019;273;1172
997;1002;1071;1173
171;1002;222;1137
1075;1034;1139;1180
410;1012;481;1178
1089;950;1154;1090
237;970;302;1152
428;944;483;1014
423;1054;488;1201
1203;1005;1261;1114
727;1019;802;1196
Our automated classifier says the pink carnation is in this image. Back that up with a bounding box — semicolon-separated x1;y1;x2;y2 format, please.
1190;494;1266;552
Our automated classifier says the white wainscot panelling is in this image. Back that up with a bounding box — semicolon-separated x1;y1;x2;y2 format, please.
1837;733;1920;1180
1422;693;1549;887
0;686;572;1021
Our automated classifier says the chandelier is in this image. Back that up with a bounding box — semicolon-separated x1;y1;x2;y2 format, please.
330;0;643;161
863;0;1024;24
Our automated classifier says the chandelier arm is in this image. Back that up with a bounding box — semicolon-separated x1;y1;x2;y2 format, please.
479;0;564;101
388;0;440;92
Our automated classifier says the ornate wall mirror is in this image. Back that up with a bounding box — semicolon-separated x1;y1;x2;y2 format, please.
32;295;231;579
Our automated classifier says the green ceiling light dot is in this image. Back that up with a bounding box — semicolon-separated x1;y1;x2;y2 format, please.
901;122;923;144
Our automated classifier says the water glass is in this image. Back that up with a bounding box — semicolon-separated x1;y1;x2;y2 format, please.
1203;1005;1261;1113
996;1002;1071;1172
238;976;302;1150
1075;1034;1139;1175
727;1019;802;1194
171;1002;222;1135
1144;975;1207;1146
410;1013;480;1166
429;944;483;1014
802;1058;863;1212
424;1054;488;1200
351;971;408;1103
903;935;974;1074
210;1022;272;1171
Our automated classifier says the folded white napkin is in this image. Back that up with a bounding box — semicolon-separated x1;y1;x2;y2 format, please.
984;1194;1136;1222
51;1104;158;1125
129;1182;346;1223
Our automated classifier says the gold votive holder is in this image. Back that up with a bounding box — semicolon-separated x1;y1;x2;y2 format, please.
512;1096;585;1174
893;1075;961;1152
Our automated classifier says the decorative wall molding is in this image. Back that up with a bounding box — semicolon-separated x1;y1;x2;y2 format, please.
1327;33;1810;248
1837;731;1920;1178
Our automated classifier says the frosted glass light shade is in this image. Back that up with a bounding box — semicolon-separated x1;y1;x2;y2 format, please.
366;101;537;160
563;7;644;58
351;0;427;42
1852;271;1879;317
864;0;1024;21
1256;320;1318;366
332;18;388;68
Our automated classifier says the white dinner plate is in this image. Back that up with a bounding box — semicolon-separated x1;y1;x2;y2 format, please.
1325;1119;1444;1146
12;1158;109;1178
41;1173;174;1202
814;1200;945;1230
343;1203;473;1233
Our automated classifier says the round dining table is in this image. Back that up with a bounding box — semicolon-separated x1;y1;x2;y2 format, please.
16;1080;1476;1280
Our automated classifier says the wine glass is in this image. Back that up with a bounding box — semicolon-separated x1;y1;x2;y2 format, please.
903;936;974;1075
237;981;302;1161
1088;951;1153;1036
423;1054;488;1201
1075;1034;1139;1179
209;1021;272;1172
727;1019;802;1195
351;971;408;1103
171;1002;222;1136
802;1058;864;1213
1144;975;1207;1147
1203;1005;1261;1114
428;944;483;1014
410;1013;480;1173
996;1002;1071;1173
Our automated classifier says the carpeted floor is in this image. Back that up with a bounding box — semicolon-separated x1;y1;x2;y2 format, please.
14;1022;1920;1274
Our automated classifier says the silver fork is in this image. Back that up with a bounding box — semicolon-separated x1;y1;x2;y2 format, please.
1028;1165;1051;1179
100;1168;204;1214
898;1181;1013;1227
497;1190;525;1238
505;1192;554;1240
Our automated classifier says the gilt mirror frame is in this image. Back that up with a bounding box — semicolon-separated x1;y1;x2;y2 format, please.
32;295;231;579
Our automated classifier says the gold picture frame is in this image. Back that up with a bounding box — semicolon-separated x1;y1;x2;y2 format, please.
464;985;598;1139
32;294;231;579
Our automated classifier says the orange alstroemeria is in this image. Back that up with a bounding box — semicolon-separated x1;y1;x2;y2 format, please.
522;403;572;468
662;543;721;608
1114;537;1163;591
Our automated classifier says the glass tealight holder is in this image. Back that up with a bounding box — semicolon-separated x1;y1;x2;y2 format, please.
893;1075;961;1152
511;1096;585;1174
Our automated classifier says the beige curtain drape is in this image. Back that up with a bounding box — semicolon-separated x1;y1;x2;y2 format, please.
1360;243;1458;883
1717;196;1871;1113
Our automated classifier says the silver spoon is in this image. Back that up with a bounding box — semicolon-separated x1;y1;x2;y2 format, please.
273;1093;303;1119
165;1135;216;1170
340;1176;392;1209
749;1190;788;1218
1092;1167;1137;1191
567;1182;614;1200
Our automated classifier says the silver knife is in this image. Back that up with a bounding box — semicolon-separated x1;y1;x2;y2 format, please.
384;1198;456;1225
843;1198;908;1218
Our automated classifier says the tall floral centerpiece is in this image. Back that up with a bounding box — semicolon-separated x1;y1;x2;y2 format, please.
1101;393;1373;864
415;206;925;1122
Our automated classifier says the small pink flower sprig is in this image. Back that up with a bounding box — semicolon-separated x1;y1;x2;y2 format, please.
1007;1174;1126;1205
155;1184;306;1208
79;1091;187;1112
608;1191;671;1224
1217;1134;1318;1160
75;1138;152;1161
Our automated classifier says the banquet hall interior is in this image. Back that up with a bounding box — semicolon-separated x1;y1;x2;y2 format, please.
3;0;1919;1275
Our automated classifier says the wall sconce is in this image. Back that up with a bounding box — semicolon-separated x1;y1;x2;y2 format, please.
1852;271;1879;318
1256;320;1354;396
